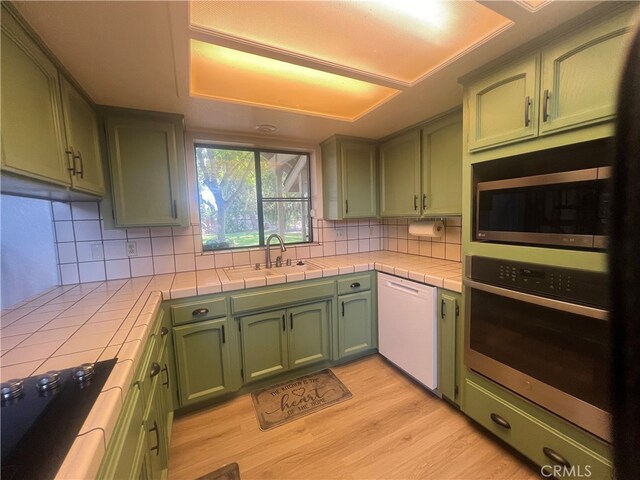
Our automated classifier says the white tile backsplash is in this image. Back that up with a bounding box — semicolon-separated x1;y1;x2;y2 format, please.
48;200;462;285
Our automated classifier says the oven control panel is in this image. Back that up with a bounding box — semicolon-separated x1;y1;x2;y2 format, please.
470;256;608;308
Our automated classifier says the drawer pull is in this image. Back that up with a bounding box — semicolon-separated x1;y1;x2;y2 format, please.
543;447;571;468
192;308;209;316
350;282;360;289
490;413;511;429
150;362;161;378
160;326;168;337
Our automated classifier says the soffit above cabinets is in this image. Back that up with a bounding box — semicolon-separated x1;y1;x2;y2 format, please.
13;1;611;143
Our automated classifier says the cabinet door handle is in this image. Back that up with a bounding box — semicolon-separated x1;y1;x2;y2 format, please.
160;326;168;337
75;152;84;179
350;282;360;289
345;199;349;214
65;147;76;174
290;313;294;330
341;301;345;317
172;200;178;218
221;325;226;344
543;89;550;122
441;299;446;319
414;194;418;211
524;95;531;127
149;420;160;456
422;193;427;210
161;363;169;389
490;413;511;429
543;447;571;468
192;308;209;316
150;362;161;378
282;314;286;332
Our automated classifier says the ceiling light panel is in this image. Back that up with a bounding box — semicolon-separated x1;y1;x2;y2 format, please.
189;1;512;85
190;40;399;121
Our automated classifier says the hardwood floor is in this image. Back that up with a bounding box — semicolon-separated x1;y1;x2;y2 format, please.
168;355;541;480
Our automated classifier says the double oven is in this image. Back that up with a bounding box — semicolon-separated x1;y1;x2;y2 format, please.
466;155;611;442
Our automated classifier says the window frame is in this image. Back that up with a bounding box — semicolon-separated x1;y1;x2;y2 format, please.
194;143;313;251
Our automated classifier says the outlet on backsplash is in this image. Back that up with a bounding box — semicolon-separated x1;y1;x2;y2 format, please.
126;241;137;257
91;244;104;260
335;228;346;239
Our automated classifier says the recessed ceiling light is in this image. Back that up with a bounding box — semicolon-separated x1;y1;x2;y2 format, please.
255;124;277;133
189;39;399;121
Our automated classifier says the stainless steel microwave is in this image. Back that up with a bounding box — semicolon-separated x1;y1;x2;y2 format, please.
476;167;610;249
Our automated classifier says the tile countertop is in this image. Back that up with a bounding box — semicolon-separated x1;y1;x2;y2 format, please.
0;251;461;478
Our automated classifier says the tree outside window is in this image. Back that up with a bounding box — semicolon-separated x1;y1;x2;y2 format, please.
195;145;311;251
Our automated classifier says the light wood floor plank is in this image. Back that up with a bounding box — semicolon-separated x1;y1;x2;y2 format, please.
168;355;541;480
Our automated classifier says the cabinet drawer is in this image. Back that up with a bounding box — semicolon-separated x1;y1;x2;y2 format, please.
171;297;227;326
337;274;371;295
464;378;612;479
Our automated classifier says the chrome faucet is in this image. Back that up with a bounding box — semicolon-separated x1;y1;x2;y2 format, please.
265;233;286;268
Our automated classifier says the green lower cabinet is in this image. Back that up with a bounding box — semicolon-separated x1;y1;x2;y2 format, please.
464;373;612;479
173;317;239;406
288;301;330;369
437;290;461;404
337;291;374;358
97;386;146;479
144;373;169;479
240;301;331;383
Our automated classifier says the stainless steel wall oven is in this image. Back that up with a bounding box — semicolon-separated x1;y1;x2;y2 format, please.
464;256;610;441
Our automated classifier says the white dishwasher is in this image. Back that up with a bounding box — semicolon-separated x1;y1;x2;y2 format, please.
377;273;438;390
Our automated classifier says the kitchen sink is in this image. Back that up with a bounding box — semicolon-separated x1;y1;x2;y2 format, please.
223;261;323;280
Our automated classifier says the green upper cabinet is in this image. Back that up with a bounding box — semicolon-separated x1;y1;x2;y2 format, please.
379;129;421;217
464;4;636;154
0;8;69;186
59;76;105;195
1;5;105;198
102;109;188;228
173;317;240;407
539;7;634;135
321;136;377;220
421;112;463;216
240;301;331;383
467;55;539;152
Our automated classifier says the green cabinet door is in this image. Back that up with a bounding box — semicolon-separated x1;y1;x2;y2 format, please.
144;372;169;479
421;113;462;216
288;301;330;369
341;140;377;218
379;129;421;216
0;8;68;185
173;318;237;406
539;7;634;135
467;55;539;151
103;110;187;227
438;290;460;403
321;136;377;220
59;76;105;195
338;291;374;358
241;310;289;383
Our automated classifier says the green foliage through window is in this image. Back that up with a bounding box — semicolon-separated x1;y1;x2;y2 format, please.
195;145;312;251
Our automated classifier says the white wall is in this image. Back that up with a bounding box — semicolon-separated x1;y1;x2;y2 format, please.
1;195;59;309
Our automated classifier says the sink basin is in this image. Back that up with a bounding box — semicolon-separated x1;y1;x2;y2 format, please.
223;261;322;280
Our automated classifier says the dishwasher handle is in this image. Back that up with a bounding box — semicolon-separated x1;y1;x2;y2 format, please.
383;280;422;296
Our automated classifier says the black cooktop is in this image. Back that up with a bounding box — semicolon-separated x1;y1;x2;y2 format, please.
1;358;117;480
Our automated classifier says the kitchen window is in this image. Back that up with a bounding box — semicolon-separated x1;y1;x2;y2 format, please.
195;145;312;251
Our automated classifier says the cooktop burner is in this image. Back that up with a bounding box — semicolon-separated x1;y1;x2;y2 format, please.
1;358;117;480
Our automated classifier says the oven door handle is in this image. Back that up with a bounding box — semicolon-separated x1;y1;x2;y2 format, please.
463;278;608;320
